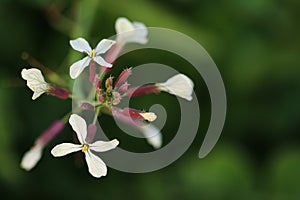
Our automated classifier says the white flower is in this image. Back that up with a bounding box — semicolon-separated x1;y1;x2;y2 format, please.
115;17;148;45
139;124;162;149
51;114;119;178
157;74;194;101
21;68;49;100
69;38;116;79
20;142;43;171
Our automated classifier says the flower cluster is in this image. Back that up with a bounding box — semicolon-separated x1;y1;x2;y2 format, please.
20;17;194;178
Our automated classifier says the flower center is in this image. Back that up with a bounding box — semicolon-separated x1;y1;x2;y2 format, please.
89;49;96;58
82;144;89;153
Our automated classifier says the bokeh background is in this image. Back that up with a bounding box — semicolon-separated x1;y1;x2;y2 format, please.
1;0;300;199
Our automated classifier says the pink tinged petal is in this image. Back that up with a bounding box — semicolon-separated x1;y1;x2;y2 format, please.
85;150;107;178
90;139;119;152
158;74;194;101
139;124;162;149
93;56;112;68
69;114;87;144
69;56;90;79
20;144;43;171
95;39;116;55
69;37;92;53
51;143;82;157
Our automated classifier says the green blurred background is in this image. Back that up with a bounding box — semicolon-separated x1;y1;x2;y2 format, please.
1;0;300;199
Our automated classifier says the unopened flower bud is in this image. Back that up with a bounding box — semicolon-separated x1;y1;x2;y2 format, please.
105;76;113;89
112;92;121;105
118;82;129;93
80;103;95;111
94;75;101;89
115;68;132;88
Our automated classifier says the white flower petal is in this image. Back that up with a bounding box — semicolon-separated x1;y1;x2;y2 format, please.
51;143;82;157
70;37;91;53
21;68;49;100
115;17;135;34
69;114;87;144
90;139;119;152
115;17;148;44
69;56;90;79
139;124;162;149
95;39;116;55
85;150;107;178
93;56;112;68
31;88;47;100
158;74;194;101
20;144;43;171
139;112;157;122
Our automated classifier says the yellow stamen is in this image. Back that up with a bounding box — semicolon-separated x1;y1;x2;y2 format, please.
82;144;89;153
89;49;96;58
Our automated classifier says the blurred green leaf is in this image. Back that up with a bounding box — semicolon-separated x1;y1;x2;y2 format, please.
0;88;21;185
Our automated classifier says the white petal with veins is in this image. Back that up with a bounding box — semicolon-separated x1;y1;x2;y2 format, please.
69;56;90;79
115;17;148;45
93;56;112;68
95;39;116;55
51;143;82;157
70;37;91;54
85;150;107;178
90;139;119;152
115;17;135;33
158;74;194;101
21;68;49;100
69;114;87;144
